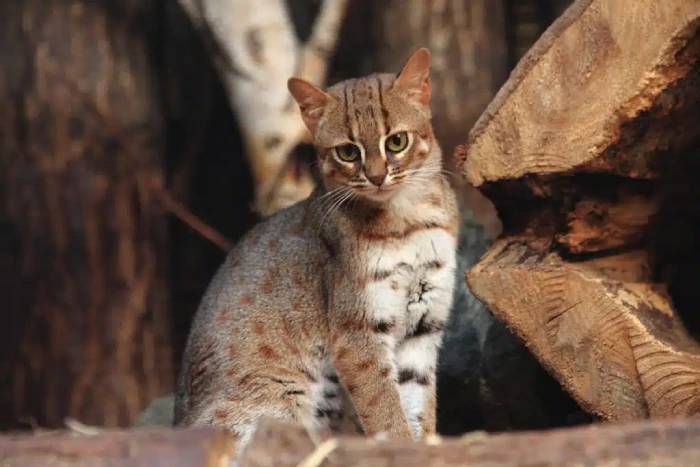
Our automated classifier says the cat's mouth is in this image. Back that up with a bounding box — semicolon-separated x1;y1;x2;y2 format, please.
355;184;400;201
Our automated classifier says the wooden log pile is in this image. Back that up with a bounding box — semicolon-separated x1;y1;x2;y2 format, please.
461;0;700;422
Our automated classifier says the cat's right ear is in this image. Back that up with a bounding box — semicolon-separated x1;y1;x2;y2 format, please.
288;78;332;133
393;47;431;106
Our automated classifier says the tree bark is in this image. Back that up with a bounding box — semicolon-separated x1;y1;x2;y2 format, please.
0;0;173;429
461;0;700;421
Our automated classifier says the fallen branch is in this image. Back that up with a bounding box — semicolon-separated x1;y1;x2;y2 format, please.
154;186;233;252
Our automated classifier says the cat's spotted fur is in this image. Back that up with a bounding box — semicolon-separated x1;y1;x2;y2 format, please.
174;48;458;457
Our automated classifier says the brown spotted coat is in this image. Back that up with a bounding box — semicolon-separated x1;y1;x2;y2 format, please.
174;48;459;456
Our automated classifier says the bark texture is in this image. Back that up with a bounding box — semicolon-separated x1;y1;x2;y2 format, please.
0;0;173;429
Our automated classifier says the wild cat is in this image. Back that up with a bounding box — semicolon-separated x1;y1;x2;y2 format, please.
174;48;459;456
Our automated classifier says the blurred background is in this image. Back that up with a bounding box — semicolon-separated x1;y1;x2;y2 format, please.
0;0;576;432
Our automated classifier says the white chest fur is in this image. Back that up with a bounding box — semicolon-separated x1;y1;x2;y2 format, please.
362;227;457;334
359;225;457;440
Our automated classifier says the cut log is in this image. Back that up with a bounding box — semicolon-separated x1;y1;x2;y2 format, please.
238;417;700;466
460;0;700;421
0;428;234;467
468;242;700;420
0;0;173;428
464;0;700;185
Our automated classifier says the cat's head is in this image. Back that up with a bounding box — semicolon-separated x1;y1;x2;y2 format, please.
287;48;437;203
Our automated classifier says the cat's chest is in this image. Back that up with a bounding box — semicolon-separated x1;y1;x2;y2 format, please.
362;228;457;331
365;228;455;275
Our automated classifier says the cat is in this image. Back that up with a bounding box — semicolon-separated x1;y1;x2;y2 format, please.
173;47;459;457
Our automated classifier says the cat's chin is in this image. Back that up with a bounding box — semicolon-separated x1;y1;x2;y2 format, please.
356;186;401;203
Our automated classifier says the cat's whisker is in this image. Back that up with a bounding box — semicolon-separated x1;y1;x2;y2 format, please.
316;186;350;221
313;187;350;216
319;189;354;231
311;187;345;211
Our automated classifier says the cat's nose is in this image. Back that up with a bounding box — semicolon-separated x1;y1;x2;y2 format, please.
367;174;386;186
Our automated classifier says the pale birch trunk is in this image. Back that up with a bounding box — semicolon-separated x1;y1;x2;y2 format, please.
179;0;348;215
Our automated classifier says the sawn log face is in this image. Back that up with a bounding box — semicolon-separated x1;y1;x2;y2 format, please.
460;0;700;422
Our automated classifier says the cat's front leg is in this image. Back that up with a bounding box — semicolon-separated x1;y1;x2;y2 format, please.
395;326;443;438
329;326;413;439
398;269;454;438
326;278;413;440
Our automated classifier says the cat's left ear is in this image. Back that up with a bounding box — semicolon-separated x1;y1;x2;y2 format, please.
393;47;431;106
288;78;332;133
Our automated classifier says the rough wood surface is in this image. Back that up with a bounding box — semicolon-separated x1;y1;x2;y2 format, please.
0;0;173;428
467;241;700;420
4;418;700;466
239;417;700;466
0;428;234;467
459;0;700;422
463;0;700;186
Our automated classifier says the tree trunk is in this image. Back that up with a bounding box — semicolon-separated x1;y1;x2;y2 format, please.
0;0;173;429
461;0;700;421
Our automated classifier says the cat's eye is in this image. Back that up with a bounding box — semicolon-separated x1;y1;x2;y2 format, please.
336;144;361;162
385;132;409;154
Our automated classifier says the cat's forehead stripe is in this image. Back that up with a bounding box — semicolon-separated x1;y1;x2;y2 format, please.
343;77;388;142
342;83;354;141
344;80;360;141
376;76;390;135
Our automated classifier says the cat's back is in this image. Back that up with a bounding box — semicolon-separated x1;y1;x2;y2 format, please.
195;199;325;325
175;199;332;425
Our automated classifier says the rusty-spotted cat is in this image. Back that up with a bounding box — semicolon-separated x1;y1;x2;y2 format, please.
174;48;458;457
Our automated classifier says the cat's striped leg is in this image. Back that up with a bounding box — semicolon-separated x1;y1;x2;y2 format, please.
398;276;452;439
329;328;413;439
421;379;437;435
395;326;443;439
